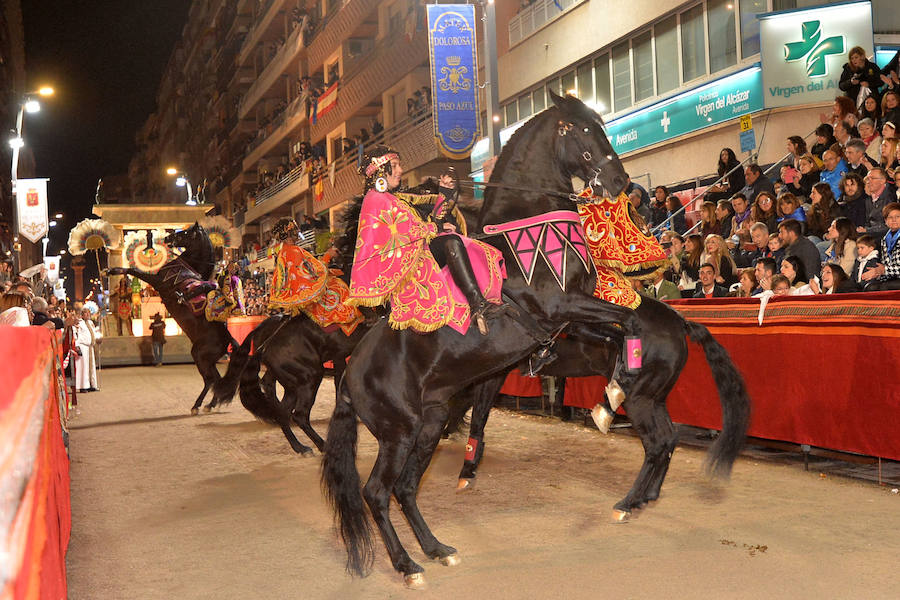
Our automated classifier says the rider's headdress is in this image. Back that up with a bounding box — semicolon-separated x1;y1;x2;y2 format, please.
272;217;299;242
359;145;400;193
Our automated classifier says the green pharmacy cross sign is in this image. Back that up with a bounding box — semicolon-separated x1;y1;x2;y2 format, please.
784;21;844;77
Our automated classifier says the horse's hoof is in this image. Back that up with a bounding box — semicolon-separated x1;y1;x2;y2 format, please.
611;509;631;523
300;448;315;458
456;478;474;492
439;553;461;567
202;405;213;413
190;408;199;416
404;572;426;589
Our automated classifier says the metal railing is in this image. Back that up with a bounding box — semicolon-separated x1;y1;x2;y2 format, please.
244;91;308;157
254;160;311;206
652;126;818;237
239;22;305;117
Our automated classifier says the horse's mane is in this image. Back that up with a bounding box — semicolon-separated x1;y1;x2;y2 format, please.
482;109;556;205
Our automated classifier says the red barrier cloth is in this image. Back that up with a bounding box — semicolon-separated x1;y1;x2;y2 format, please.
558;292;900;460
499;370;542;397
0;326;71;600
226;315;267;346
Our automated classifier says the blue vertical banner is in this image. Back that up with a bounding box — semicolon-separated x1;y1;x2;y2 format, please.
427;4;481;159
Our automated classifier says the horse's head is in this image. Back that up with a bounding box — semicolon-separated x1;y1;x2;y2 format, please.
548;90;628;198
165;222;207;251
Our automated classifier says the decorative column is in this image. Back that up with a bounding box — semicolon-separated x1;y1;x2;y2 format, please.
71;256;86;301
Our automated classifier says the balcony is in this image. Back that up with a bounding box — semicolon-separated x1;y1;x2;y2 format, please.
314;109;439;211
245;162;311;224
243;92;309;168
307;0;380;71
311;32;427;141
239;22;306;119
237;0;284;66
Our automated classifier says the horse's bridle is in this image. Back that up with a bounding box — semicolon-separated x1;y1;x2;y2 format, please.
557;119;617;195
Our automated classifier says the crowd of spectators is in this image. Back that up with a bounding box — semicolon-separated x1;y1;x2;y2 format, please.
645;47;900;299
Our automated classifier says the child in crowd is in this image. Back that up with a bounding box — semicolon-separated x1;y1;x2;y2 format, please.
771;275;792;296
767;233;786;267
851;235;880;286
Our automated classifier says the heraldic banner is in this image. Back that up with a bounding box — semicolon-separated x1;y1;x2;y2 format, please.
427;4;481;159
16;178;50;243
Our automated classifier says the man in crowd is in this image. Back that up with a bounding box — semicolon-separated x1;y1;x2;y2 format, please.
843;139;875;178
693;263;728;298
735;222;770;267
820;148;848;199
31;297;64;329
833;120;853;148
860;203;900;291
779;218;821;279
859;168;896;238
643;269;680;300
739;164;775;204
752;257;778;296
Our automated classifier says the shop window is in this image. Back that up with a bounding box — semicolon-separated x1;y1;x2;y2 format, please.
532;87;546;113
561;70;576;96
655;15;679;95
739;0;765;58
518;94;532;121
680;4;706;82
576;62;593;104
505;102;518;126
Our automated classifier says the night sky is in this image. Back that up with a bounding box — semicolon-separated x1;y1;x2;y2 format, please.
21;0;192;260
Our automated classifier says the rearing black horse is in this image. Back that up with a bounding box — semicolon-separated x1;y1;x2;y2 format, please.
321;93;677;586
108;223;234;414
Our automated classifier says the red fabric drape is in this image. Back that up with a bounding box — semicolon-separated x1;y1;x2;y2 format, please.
0;326;71;600
499;370;542;397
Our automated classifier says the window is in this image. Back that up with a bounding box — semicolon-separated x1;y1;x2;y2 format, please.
576;62;593;104
505;102;518;126
655;16;679;95
388;2;402;36
532;87;546;113
708;0;737;73
561;70;576;96
594;54;611;114
632;31;654;102
518;94;532;121
680;4;706;82
546;78;561;99
612;42;631;112
739;0;765;58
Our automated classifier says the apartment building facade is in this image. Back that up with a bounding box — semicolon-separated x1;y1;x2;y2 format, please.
476;0;900;191
129;0;472;253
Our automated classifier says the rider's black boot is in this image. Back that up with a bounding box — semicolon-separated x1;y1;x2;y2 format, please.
443;240;505;335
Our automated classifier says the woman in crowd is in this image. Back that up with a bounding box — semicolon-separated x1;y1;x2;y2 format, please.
822;216;858;276
811;124;836;159
776;193;807;232
819;96;857;128
706;148;745;203
881;91;900;131
649;186;669;229
859;94;882;128
857;118;882;163
0;290;31;326
784;154;821;200
661;195;687;234
806;182;838;241
780;255;814;295
811;263;857;294
751;191;778;233
785;136;809;169
860;202;900;291
837;172;867;227
681;233;704;290
880;138;899;184
698;201;721;238
702;234;738;287
734;268;758;298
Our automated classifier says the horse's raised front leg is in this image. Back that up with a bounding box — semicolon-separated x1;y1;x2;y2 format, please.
457;373;506;490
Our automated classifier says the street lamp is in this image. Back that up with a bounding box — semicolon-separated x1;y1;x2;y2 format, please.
166;167;196;205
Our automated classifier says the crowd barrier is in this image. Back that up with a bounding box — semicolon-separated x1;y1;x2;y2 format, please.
0;327;71;600
501;291;900;461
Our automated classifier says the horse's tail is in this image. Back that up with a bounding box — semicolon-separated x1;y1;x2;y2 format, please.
320;386;373;577
684;320;751;478
213;332;256;405
235;356;283;426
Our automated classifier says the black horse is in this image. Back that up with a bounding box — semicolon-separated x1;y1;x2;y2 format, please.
108;223;234;414
212;313;370;455
321;92;720;586
452;302;749;517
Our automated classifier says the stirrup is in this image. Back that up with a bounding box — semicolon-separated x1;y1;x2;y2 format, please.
526;346;557;376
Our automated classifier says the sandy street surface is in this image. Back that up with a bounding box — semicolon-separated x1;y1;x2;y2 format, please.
66;364;898;599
